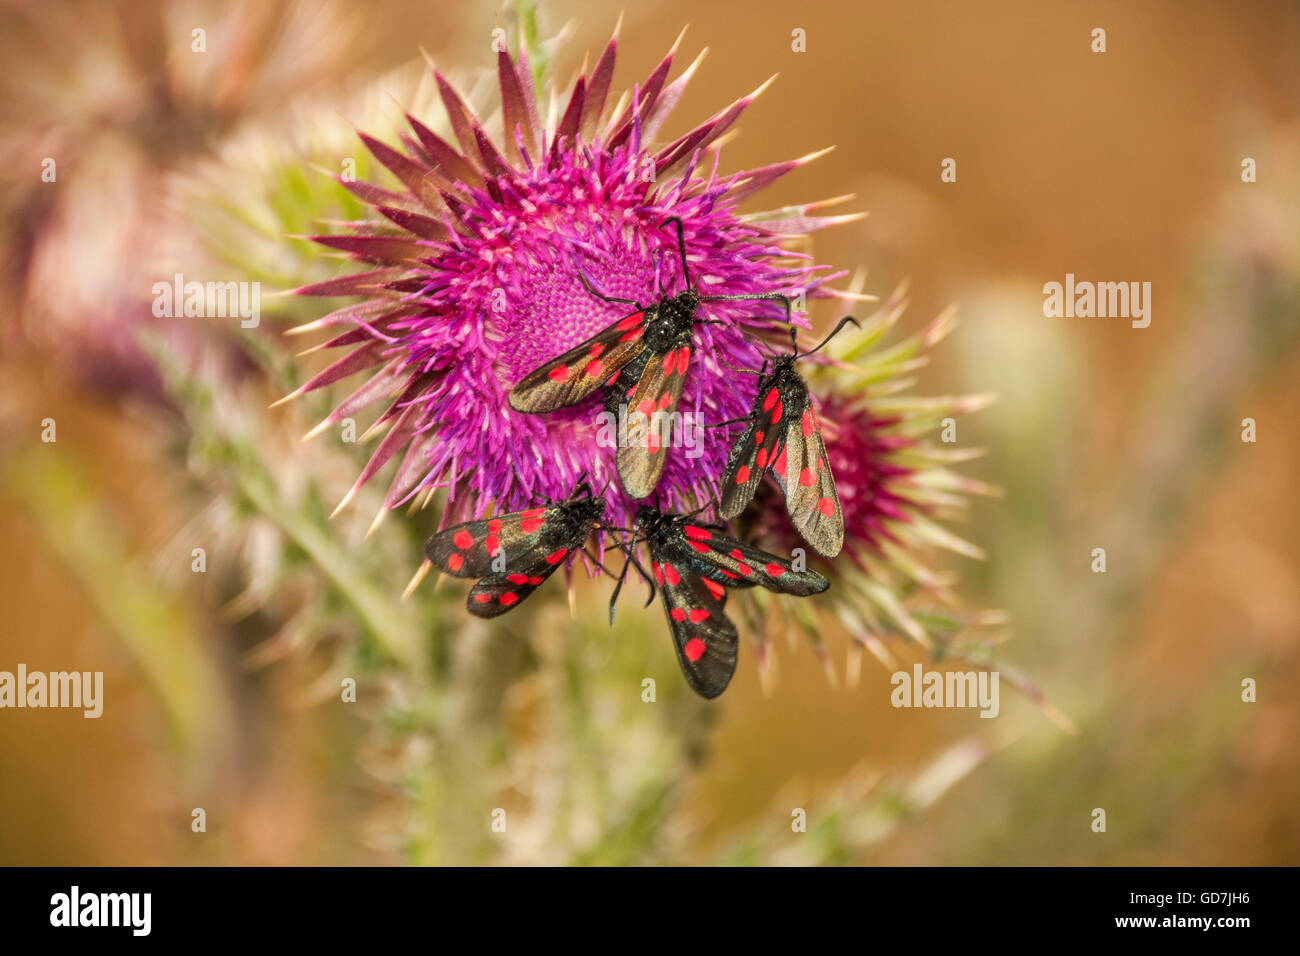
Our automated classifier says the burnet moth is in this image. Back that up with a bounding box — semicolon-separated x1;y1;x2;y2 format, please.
425;479;607;618
508;218;792;500
608;505;829;699
717;317;860;557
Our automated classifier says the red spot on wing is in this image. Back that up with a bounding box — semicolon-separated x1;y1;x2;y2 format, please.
485;535;500;555
660;348;678;376
447;553;463;572
663;564;681;586
521;516;544;533
647;431;662;454
507;573;529;585
548;365;569;382
773;448;787;477
765;563;786;576
703;579;725;600
453;530;473;549
528;576;544;585
677;348;691;376
688;541;709;553
499;592;518;606
735;465;750;484
818;497;836;516
799;468;814;486
756;448;768;469
770;401;783;424
636;399;656;418
584;359;604;379
589;343;606;358
802;409;815;437
684;638;707;662
657;391;673;409
688;609;709;623
489;520;501;534
545;548;568;564
763;388;779;411
619;326;645;343
684;526;711;541
755;430;764;445
671;608;686;621
653;562;665;586
473;594;492;603
616;311;644;331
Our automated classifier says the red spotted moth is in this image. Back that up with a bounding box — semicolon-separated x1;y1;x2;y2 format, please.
425;481;606;618
718;317;859;557
508;218;792;500
609;505;829;698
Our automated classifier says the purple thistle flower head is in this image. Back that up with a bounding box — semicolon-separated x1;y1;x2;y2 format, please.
286;28;856;534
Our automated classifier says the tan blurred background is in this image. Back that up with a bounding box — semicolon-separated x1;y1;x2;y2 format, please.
1;0;1297;864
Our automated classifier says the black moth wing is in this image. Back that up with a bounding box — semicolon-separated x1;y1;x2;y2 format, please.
647;537;739;699
466;556;560;618
427;501;592;576
426;508;553;579
718;374;786;519
661;520;829;596
444;502;597;616
780;396;845;557
602;351;648;419
508;308;649;414
616;335;692;499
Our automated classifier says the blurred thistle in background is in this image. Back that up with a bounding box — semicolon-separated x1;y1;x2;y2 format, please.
0;0;398;398
1;0;1298;867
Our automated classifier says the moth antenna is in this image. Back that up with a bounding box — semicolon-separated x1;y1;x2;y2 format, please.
578;268;641;309
607;530;641;623
584;546;621;580
798;315;861;358
698;291;792;326
658;216;691;289
653;247;668;299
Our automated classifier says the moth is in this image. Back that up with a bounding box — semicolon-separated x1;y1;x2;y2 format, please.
425;480;606;618
718;317;859;557
610;505;830;699
509;218;791;500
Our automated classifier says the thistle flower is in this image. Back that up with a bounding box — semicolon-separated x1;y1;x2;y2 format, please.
285;25;859;533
